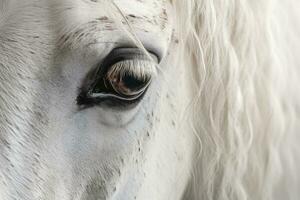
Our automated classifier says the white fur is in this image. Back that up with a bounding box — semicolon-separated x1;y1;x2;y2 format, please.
0;0;300;200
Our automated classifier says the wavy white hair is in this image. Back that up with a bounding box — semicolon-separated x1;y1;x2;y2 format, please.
172;0;300;200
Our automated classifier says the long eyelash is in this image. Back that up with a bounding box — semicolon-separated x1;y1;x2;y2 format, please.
107;59;157;81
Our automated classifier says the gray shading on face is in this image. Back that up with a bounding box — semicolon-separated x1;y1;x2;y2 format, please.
0;0;194;199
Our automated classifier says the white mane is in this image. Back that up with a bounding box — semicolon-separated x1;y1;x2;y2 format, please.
173;0;300;199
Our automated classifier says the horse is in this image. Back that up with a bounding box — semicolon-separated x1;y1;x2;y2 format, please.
0;0;300;199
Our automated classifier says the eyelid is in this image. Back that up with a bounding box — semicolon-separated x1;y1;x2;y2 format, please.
107;59;157;80
91;47;158;86
104;47;160;64
77;47;157;108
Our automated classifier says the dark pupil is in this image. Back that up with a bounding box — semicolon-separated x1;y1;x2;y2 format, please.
122;73;147;92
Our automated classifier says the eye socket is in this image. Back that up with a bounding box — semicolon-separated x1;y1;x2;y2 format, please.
77;48;158;107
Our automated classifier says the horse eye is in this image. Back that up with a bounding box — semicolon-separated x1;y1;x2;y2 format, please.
103;60;153;98
77;48;158;107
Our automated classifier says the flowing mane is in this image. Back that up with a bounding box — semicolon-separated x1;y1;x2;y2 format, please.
174;0;300;199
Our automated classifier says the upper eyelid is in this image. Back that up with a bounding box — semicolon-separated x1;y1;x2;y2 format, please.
110;45;162;63
93;47;158;87
108;47;160;63
91;47;159;81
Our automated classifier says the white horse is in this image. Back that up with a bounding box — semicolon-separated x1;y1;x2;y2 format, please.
0;0;300;199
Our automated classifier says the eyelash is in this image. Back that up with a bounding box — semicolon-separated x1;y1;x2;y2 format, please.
76;48;158;108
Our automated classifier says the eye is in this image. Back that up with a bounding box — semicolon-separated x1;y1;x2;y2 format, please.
77;48;158;107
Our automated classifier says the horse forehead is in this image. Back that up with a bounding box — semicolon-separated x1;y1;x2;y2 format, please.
53;0;169;23
51;0;172;57
73;0;168;28
3;0;170;27
113;0;169;15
